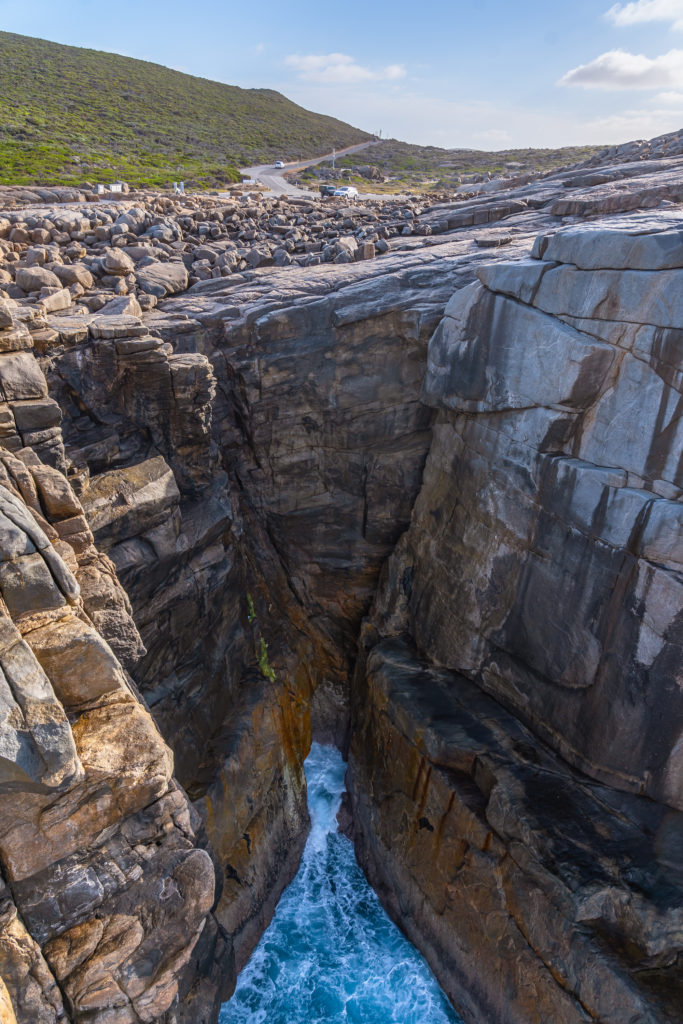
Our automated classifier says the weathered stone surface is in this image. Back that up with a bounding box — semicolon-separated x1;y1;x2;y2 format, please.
89;314;146;340
343;209;683;1024
98;294;142;317
0;448;225;1022
386;223;683;808
83;456;181;550
136;261;189;297
347;637;683;1024
532;210;683;270
0;607;81;793
51;264;93;290
103;248;135;276
0;879;64;1023
0;977;16;1024
426;282;616;414
14;267;61;293
0;353;47;402
0;305;13;332
28;616;127;710
36;290;72;315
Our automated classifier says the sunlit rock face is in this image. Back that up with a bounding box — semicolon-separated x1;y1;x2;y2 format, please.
346;212;683;1024
0;308;220;1023
385;211;683;808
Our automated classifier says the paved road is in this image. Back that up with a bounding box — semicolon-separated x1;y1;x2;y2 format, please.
240;141;378;198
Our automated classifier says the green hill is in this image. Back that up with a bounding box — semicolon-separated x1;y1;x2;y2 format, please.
0;31;372;188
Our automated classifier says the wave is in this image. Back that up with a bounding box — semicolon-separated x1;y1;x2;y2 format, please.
220;743;462;1024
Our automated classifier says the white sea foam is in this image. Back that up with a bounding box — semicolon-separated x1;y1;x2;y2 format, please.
220;742;463;1024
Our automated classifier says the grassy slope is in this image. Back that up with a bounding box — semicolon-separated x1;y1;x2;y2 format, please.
0;32;371;188
300;139;604;193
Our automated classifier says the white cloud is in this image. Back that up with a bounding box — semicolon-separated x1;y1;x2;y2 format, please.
284;53;406;84
656;88;683;101
560;48;683;88
582;104;683;138
605;0;683;30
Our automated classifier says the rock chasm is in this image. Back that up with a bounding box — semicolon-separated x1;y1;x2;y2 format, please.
0;138;680;1024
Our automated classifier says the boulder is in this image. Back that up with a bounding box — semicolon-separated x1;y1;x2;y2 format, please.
103;248;135;276
98;293;143;317
52;262;94;289
136;261;189;297
14;266;61;293
36;288;72;314
0;302;14;330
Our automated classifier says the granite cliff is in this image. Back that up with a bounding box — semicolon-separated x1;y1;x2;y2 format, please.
0;133;680;1023
346;211;683;1023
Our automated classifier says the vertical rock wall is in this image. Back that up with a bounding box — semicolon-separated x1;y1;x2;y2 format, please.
346;212;683;1023
0;309;223;1023
42;248;476;973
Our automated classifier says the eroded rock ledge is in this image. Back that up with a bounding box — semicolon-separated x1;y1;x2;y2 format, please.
347;636;682;1024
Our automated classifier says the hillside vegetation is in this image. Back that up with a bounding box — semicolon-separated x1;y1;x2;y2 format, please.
0;32;371;188
301;138;604;193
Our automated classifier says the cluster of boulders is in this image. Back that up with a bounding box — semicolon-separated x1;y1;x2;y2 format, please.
1;124;680;328
0;190;460;320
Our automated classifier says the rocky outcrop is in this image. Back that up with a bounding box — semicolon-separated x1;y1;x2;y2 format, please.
0;309;227;1023
347;637;682;1024
588;127;683;166
0;449;220;1024
41;234;539;981
346;211;683;1022
0;133;682;1024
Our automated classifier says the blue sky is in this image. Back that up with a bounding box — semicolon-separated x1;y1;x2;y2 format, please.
2;0;683;148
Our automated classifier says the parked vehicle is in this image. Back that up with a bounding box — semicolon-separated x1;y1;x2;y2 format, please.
319;184;337;197
333;185;358;199
274;160;285;169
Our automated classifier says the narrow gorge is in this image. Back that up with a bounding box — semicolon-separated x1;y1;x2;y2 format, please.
0;137;681;1024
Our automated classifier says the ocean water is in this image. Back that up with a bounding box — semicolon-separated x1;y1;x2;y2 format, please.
220;742;463;1024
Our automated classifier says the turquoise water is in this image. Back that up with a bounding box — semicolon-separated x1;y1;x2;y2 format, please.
220;743;463;1024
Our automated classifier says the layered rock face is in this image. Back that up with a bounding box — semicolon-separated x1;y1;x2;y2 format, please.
0;314;223;1023
346;212;683;1022
37;292;310;979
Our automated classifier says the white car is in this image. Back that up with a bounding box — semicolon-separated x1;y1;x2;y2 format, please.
333;186;358;199
274;160;285;169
